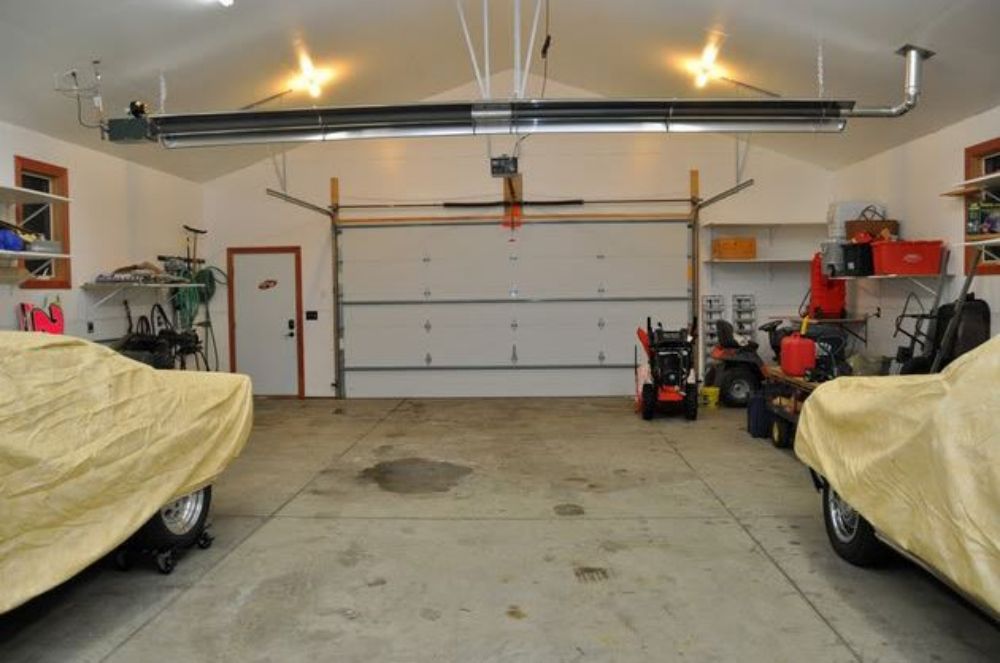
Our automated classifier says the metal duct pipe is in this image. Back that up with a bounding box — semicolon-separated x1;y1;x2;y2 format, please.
125;45;931;148
842;44;934;118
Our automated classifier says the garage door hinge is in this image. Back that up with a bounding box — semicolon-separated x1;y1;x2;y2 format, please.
423;287;432;298
510;318;519;331
422;255;431;263
598;350;606;364
597;317;606;329
425;352;433;366
424;319;432;333
596;253;606;260
597;284;606;296
511;344;518;365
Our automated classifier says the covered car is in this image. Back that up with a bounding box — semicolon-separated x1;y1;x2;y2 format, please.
0;332;252;614
795;335;999;619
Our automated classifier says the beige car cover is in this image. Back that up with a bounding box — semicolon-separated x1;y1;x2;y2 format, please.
796;335;1000;616
1;332;252;613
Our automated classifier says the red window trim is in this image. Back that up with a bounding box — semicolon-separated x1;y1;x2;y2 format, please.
15;156;71;290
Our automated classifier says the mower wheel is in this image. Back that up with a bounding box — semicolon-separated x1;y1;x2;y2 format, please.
720;367;758;407
641;384;656;420
770;419;794;448
822;484;888;566
683;386;698;421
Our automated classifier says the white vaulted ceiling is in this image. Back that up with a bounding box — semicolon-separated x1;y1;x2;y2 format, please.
0;0;997;182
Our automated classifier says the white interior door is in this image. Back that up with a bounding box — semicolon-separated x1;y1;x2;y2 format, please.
230;250;301;396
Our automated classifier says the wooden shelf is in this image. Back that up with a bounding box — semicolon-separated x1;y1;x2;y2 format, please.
0;185;71;206
941;172;1000;197
0;249;71;260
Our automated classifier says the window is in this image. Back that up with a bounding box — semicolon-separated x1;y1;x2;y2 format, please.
15;156;70;289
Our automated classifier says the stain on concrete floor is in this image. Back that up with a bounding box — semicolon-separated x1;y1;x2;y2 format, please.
358;457;472;494
574;566;610;583
506;605;527;620
553;503;585;516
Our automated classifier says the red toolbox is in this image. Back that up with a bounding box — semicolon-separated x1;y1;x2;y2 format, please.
872;240;943;275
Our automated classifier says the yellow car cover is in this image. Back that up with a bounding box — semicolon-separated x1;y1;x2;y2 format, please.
0;332;252;614
796;335;1000;616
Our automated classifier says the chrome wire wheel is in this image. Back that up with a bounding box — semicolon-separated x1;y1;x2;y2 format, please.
159;490;207;536
827;489;860;543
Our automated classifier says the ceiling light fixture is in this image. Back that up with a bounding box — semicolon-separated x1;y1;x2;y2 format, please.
290;50;334;99
217;0;234;7
689;32;725;89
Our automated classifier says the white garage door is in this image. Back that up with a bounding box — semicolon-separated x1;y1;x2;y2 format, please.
340;219;691;397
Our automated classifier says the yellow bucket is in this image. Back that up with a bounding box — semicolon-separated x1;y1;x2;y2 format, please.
700;386;720;408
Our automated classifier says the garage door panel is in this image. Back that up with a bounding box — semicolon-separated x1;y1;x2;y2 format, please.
341;219;691;395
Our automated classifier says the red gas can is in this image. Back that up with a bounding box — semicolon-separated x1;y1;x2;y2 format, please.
781;333;817;377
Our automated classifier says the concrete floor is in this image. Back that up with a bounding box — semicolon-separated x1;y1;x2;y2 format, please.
1;398;997;662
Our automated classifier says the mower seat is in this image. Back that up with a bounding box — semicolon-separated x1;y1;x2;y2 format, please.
716;319;759;351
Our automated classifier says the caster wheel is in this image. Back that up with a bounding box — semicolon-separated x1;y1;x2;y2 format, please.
156;551;176;575
113;548;132;571
197;530;214;550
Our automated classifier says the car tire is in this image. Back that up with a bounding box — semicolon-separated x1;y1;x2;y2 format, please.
641;384;656;420
135;486;212;551
720;367;759;408
822;484;887;566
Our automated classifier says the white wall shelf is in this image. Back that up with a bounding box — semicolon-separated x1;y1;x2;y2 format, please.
701;221;825;228
704;258;812;264
0;249;71;260
0;185;71;207
941;172;1000;197
82;281;204;309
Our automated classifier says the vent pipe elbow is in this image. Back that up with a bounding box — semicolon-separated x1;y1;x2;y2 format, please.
844;44;934;118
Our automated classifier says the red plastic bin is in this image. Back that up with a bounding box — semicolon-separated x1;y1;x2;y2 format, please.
872;240;943;275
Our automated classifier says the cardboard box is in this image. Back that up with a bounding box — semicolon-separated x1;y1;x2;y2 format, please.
712;237;757;260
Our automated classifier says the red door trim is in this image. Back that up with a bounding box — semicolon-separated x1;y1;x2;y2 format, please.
227;246;306;399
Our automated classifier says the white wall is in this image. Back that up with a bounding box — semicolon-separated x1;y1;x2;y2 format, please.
0;120;202;340
203;74;834;396
832;104;1000;357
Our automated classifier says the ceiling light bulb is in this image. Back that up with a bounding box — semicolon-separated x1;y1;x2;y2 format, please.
695;71;709;88
217;0;234;7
